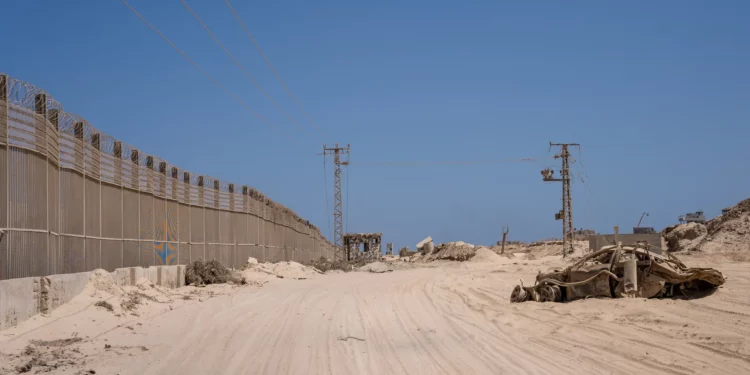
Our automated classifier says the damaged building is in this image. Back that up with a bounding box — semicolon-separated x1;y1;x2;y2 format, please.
343;233;383;260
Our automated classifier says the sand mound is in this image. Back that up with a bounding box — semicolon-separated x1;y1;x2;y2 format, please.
358;262;392;273
519;240;588;258
428;242;476;261
470;247;502;263
662;198;750;253
88;269;123;296
248;261;321;279
663;222;707;252
698;198;750;252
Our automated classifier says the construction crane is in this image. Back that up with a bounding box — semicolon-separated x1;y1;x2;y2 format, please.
636;212;649;228
633;212;656;234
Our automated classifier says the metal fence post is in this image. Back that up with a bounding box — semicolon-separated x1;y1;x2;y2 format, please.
92;132;101;269
73;121;85;271
34;94;49;275
0;75;7;280
198;175;205;260
184;171;190;262
114;141;123;267
131;149;140;266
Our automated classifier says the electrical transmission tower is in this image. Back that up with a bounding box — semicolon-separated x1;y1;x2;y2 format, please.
320;144;350;260
541;142;580;257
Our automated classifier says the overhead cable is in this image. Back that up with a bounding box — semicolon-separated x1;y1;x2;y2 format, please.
225;0;330;141
350;158;539;167
181;0;316;140
120;0;300;145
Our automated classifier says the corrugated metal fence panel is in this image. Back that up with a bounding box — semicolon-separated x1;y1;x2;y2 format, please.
101;182;122;271
0;76;335;281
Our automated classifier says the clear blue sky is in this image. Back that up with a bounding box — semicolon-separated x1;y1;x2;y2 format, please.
2;1;748;249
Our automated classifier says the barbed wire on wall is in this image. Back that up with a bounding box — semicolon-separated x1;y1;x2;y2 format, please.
1;74;331;243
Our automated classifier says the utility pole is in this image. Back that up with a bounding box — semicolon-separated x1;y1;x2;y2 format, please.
500;225;509;254
320;144;350;260
541;142;580;257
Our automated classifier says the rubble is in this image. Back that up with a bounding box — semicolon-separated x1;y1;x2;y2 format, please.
416;236;435;255
511;245;725;303
427;241;476;261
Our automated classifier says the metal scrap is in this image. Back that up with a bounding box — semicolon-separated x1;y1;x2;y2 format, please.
511;245;725;303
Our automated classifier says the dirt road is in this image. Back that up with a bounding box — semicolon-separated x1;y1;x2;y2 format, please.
2;258;749;374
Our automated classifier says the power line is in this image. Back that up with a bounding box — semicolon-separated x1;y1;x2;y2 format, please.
350;158;539;167
225;0;330;141
119;0;300;144
181;0;315;140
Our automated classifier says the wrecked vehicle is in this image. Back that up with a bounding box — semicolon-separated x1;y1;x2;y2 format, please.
510;245;725;303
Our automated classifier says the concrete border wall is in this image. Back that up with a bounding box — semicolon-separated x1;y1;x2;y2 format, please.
1;265;185;332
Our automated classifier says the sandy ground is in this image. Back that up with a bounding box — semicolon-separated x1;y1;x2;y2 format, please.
1;256;749;375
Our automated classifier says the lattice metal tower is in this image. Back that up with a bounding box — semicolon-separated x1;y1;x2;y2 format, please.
541;142;580;257
321;144;350;260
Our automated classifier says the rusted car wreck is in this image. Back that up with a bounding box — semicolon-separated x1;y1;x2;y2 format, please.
510;245;725;303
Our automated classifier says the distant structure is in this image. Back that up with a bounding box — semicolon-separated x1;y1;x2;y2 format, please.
386;242;394;256
633;212;654;234
343;233;382;260
633;227;657;234
573;228;595;240
722;207;731;216
679;211;706;224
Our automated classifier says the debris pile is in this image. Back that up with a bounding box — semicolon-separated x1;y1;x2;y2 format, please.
398;247;417;258
511;245;725;303
186;259;245;286
11;338;85;374
427;241;477;261
416;236;435;255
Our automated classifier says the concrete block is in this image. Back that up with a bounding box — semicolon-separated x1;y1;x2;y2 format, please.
0;277;38;331
44;272;92;312
422;242;435;255
416;236;433;250
145;267;159;285
154;266;185;288
1;266;187;332
112;268;132;287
